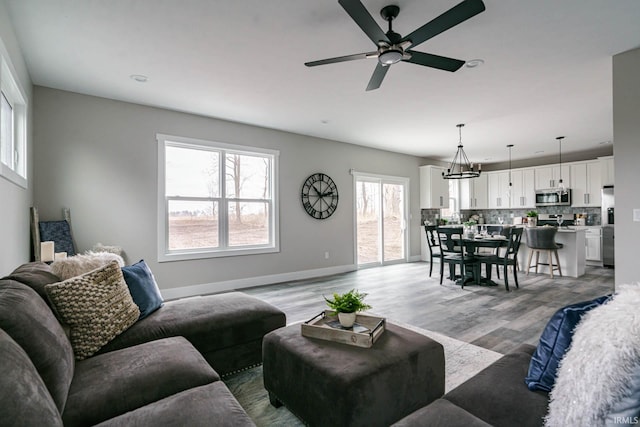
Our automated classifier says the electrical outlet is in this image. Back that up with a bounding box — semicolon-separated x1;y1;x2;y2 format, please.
324;251;330;259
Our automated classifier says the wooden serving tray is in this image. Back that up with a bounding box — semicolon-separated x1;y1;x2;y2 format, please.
301;310;386;348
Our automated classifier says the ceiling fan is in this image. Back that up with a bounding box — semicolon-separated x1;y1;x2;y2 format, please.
305;0;486;91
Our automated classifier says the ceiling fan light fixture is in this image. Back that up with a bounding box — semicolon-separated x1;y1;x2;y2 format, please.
378;48;403;65
442;124;481;180
304;0;485;90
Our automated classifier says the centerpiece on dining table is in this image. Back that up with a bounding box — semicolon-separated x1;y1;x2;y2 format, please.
463;220;478;239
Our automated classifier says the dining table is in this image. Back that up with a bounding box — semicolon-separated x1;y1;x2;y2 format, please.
458;234;509;287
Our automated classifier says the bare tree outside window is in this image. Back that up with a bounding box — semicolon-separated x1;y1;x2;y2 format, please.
225;153;270;246
160;136;278;260
356;176;407;266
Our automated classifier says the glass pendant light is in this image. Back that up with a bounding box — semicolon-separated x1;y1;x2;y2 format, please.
442;124;481;179
505;144;514;199
556;136;567;195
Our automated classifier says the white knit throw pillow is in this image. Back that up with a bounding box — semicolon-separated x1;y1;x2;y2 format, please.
51;251;125;280
545;284;640;427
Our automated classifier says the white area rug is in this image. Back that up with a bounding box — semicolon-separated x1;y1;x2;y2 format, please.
224;322;502;427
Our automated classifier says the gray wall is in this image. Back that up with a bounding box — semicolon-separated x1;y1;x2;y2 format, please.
0;2;33;275
33;87;425;295
613;47;640;286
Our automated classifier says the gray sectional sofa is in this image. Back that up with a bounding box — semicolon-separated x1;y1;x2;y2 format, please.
0;262;286;426
393;344;549;427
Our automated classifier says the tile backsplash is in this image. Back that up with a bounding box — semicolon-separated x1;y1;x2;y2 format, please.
421;207;601;226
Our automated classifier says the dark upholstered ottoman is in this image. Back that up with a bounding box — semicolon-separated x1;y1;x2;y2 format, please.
263;322;445;427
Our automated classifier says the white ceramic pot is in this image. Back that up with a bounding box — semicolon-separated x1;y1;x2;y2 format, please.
338;312;356;328
527;217;537;227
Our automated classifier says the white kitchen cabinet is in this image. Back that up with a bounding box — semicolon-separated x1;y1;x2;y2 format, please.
586;161;601;206
487;171;510;209
535;164;571;190
420;165;449;209
510;168;536;208
460;173;488;209
474;173;488;209
585;227;602;262
571;161;602;207
600;156;614;186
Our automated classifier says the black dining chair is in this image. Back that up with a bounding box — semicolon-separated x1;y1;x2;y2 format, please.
424;225;442;277
437;227;479;288
481;227;523;291
475;225;512;279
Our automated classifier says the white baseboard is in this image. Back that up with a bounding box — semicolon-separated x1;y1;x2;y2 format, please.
161;264;357;300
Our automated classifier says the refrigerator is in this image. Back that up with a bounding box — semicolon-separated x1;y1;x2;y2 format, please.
602;186;614;267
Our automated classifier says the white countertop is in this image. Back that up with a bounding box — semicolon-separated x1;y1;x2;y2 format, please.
557;227;586;233
557;226;602;232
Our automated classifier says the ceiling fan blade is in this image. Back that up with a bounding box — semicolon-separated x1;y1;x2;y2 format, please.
305;51;378;67
338;0;389;45
400;0;485;49
366;63;389;91
404;50;465;72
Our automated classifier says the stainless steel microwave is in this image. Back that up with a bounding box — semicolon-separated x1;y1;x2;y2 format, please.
535;189;572;206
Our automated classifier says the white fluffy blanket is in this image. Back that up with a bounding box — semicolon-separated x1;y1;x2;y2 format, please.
545;284;640;427
51;251;125;281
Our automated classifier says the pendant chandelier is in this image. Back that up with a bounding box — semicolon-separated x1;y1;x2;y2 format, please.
556;136;567;195
442;124;481;179
506;144;514;198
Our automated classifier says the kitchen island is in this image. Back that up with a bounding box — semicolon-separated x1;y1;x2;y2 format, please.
517;227;586;278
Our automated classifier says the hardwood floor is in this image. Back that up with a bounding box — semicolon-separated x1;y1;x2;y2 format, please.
242;262;615;354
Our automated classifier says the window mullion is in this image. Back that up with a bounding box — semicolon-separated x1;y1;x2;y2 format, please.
219;150;229;248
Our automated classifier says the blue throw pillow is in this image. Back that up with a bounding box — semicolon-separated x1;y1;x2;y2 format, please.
525;295;610;392
121;260;164;320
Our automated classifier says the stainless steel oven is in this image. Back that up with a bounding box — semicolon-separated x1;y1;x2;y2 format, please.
535;189;572;207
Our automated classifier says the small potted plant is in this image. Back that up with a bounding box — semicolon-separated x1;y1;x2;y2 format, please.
324;289;372;328
463;220;478;238
526;210;538;227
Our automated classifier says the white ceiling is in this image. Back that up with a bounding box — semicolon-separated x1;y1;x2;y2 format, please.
6;0;640;164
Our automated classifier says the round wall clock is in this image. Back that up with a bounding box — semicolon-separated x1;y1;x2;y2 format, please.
301;173;339;220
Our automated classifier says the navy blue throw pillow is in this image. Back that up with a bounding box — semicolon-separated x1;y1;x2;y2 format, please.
525;295;611;392
121;260;164;320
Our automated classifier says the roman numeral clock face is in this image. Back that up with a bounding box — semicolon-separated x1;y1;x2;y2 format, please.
301;173;339;220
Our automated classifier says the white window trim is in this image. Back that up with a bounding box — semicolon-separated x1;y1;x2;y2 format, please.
0;48;28;189
157;133;280;262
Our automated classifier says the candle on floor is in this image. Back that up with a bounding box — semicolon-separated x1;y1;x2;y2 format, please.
41;241;55;262
54;252;67;260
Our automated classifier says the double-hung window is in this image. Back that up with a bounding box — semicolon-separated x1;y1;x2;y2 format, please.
157;134;279;261
0;53;27;188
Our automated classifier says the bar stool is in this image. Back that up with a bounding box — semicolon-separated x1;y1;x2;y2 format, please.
525;227;562;278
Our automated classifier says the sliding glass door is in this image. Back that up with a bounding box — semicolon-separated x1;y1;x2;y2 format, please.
355;174;408;267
